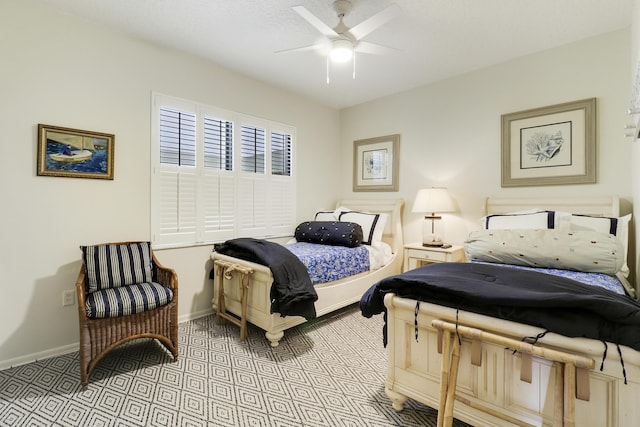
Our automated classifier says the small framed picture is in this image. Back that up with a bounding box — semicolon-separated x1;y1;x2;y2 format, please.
353;134;400;192
37;124;114;180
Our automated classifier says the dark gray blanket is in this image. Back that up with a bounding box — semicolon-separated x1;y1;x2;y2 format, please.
213;238;317;319
360;262;640;350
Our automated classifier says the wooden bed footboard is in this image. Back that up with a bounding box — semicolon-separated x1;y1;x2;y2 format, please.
211;249;403;347
211;198;404;347
383;294;640;427
211;252;307;347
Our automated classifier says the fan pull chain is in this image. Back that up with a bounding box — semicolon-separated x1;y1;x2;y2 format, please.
352;51;356;79
326;56;330;84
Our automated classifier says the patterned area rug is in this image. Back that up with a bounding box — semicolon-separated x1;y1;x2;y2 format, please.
0;305;471;426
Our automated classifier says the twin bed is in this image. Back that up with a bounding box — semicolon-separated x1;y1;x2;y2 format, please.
362;196;639;427
211;199;404;347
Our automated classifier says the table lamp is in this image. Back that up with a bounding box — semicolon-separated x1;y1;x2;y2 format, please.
412;187;456;247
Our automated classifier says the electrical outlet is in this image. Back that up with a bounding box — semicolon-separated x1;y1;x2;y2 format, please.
62;290;75;306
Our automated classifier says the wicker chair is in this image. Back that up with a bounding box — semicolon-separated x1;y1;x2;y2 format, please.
75;242;178;389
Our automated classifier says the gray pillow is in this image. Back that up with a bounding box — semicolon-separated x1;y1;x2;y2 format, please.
464;229;624;274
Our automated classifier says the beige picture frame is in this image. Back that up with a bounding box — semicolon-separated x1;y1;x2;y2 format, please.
353;134;400;192
501;98;596;187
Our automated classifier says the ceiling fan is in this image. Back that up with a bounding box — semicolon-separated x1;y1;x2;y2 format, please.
279;1;402;81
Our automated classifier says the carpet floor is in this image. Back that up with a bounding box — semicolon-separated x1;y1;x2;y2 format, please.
0;305;472;426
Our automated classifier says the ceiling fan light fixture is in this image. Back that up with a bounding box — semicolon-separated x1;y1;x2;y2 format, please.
330;39;353;62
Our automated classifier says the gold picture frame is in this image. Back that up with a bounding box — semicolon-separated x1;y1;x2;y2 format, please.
353;134;400;192
501;98;596;187
37;124;114;180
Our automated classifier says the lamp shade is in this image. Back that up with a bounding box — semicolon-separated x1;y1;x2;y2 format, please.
412;188;456;214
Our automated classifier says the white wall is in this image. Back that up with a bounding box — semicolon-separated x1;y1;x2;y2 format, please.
0;0;341;367
340;29;633;259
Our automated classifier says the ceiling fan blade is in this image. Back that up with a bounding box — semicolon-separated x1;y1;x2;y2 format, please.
348;3;401;40
275;44;325;54
292;5;339;38
355;41;401;55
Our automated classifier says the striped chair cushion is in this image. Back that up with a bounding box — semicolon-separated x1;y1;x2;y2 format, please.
85;282;173;319
81;242;153;293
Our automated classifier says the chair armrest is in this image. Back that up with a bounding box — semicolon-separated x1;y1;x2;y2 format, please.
152;252;178;292
75;264;88;320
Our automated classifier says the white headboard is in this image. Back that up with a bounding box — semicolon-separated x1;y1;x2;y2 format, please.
335;199;404;254
485;196;620;217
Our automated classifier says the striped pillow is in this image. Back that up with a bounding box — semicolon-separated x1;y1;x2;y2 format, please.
81;242;153;293
84;282;173;318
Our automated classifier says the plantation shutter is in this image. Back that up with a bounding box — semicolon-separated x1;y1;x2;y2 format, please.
238;124;267;236
202;116;235;241
270;130;295;236
271;131;291;176
152;93;296;247
159;108;196;166
156;107;197;245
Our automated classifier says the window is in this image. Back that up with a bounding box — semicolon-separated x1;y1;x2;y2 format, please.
152;94;296;248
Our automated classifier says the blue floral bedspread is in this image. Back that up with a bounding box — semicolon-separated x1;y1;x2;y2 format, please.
476;262;626;295
286;242;370;285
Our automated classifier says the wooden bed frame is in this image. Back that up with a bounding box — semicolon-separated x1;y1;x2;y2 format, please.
383;196;640;427
211;199;404;347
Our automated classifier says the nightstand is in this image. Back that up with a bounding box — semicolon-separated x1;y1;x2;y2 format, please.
403;243;465;272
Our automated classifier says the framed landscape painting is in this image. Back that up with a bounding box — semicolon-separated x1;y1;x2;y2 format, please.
37;124;114;179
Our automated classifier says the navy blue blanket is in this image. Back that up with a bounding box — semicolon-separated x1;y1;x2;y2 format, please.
213;238;317;319
360;262;640;350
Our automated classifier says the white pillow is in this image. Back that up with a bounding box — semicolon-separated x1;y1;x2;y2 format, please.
338;210;387;245
334;206;351;219
568;213;630;236
372;213;388;244
483;210;557;230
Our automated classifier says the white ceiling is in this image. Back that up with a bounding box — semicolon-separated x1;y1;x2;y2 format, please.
38;0;633;109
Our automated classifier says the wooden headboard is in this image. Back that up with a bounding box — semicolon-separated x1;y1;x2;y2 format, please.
485;196;620;217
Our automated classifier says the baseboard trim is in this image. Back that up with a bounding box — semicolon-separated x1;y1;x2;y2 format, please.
0;309;216;371
0;343;79;371
179;308;214;323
